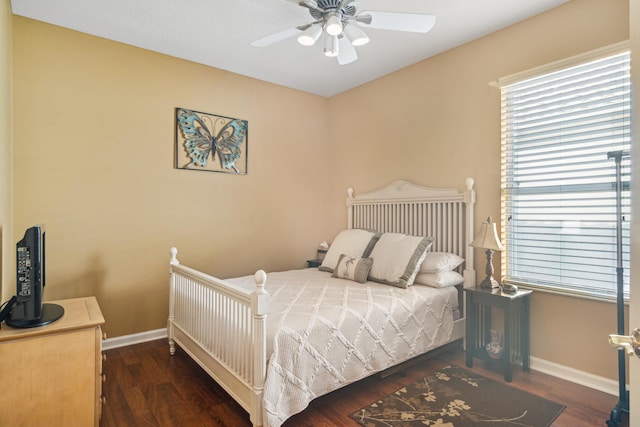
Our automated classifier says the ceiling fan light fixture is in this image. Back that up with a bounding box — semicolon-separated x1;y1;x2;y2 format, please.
325;12;343;36
297;24;322;46
344;24;369;46
251;1;439;66
324;34;339;57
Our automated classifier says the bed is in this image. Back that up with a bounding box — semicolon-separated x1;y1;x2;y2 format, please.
168;178;476;426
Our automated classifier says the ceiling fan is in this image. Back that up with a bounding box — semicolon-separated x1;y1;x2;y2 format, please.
251;0;436;65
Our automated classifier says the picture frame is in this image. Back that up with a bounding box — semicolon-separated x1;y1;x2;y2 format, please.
175;107;248;174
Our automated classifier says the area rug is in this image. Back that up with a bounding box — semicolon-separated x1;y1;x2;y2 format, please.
350;365;565;427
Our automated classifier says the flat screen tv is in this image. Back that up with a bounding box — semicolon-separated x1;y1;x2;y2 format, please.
5;225;64;328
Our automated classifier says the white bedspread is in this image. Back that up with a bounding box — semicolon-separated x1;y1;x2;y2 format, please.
228;268;458;427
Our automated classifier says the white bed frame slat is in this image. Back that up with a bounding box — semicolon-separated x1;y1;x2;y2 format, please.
168;178;476;426
347;179;475;284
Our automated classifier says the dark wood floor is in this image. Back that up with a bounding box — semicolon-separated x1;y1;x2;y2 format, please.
101;339;628;426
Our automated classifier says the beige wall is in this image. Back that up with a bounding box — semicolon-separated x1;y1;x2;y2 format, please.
1;1;13;303
328;0;629;380
9;0;630;382
12;17;331;337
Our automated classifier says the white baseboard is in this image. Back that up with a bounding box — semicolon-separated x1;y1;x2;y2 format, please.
103;328;621;396
530;356;621;396
103;328;167;351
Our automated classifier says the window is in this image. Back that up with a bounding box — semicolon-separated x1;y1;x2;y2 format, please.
499;46;631;301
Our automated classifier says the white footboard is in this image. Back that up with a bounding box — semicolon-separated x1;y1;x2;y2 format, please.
168;247;268;427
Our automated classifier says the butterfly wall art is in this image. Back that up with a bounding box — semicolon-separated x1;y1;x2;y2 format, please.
175;108;248;174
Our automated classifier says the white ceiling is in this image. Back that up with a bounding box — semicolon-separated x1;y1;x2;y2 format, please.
11;0;569;97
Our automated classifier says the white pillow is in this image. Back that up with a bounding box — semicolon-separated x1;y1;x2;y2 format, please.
319;229;380;273
419;252;465;273
368;233;435;289
414;271;465;288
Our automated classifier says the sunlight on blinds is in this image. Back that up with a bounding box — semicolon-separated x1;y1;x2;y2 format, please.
500;50;631;300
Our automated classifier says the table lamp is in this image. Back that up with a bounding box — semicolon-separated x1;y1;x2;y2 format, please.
470;216;505;288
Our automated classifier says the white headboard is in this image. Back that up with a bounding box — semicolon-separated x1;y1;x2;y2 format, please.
346;178;476;287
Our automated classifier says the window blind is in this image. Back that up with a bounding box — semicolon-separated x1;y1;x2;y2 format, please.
500;50;631;300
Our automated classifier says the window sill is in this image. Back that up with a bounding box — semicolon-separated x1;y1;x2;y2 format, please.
504;282;630;306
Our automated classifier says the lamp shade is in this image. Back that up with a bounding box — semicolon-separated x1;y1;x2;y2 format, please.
344;24;369;46
326;12;343;36
470;216;505;251
298;24;322;46
324;34;339;57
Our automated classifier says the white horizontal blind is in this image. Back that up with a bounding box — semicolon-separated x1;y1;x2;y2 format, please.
500;50;631;300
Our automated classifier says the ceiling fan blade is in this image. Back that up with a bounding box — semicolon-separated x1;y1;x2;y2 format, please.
251;25;310;47
337;37;358;65
356;11;436;33
298;0;322;12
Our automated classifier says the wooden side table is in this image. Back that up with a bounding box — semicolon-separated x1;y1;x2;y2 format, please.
464;287;532;382
306;259;322;268
0;297;106;425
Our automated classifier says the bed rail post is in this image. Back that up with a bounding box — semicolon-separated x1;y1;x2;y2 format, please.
168;247;180;355
250;270;269;427
463;178;476;288
346;187;355;229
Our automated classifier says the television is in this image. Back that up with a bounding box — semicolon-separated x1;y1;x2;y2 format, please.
5;225;64;328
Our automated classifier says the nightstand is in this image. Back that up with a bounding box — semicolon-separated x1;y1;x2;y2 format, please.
306;259;322;268
0;297;106;425
464;286;532;382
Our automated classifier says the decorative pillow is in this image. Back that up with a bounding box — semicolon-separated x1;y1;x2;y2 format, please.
332;254;373;284
368;233;435;289
319;229;380;273
419;252;465;273
414;271;465;288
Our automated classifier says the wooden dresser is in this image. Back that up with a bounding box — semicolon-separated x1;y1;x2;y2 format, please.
0;297;106;426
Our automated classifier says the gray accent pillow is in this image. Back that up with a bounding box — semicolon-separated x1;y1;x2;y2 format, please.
332;254;374;284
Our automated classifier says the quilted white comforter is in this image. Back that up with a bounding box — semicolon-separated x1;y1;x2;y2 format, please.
228;268;458;427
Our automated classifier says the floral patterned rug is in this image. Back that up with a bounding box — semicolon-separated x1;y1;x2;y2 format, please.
350;365;565;427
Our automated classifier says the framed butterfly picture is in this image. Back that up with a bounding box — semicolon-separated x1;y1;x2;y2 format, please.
175;107;248;174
